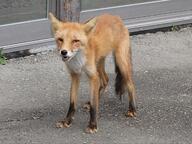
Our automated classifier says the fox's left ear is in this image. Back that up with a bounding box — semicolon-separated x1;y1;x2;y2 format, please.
83;17;97;34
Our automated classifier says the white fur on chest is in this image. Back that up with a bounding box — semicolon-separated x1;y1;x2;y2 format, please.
65;50;86;74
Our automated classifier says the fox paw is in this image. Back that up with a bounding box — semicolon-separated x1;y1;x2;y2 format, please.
83;101;91;112
126;110;137;117
56;120;71;128
85;126;98;134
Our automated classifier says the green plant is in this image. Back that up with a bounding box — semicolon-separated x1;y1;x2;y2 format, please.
0;49;6;65
171;25;180;31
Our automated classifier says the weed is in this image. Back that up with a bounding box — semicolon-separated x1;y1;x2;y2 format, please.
171;25;180;31
0;49;6;65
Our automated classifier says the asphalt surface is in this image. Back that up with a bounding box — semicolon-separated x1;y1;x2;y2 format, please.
0;27;192;144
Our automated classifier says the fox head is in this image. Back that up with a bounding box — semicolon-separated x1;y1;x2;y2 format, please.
49;13;97;62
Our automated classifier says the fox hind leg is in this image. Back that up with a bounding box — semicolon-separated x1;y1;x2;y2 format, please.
83;58;109;112
114;41;136;117
97;58;109;93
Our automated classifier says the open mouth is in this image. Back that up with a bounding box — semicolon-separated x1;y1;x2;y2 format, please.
61;56;70;61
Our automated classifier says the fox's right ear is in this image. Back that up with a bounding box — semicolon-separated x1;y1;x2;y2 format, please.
49;13;62;33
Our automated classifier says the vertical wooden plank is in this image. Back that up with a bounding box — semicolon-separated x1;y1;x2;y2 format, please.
61;0;80;22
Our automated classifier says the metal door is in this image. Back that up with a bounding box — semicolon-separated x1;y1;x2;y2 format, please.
0;0;56;53
80;0;192;32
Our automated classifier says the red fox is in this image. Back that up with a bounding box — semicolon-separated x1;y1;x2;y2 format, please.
49;13;136;133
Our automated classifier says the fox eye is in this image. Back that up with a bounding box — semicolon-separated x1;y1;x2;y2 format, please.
72;39;80;43
57;38;63;43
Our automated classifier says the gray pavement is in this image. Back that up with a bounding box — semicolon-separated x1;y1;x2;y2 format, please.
0;27;192;144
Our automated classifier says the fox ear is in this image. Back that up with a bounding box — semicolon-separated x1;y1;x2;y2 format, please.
49;13;62;33
83;17;97;34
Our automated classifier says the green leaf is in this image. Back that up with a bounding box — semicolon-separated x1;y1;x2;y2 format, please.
0;58;6;65
0;49;6;65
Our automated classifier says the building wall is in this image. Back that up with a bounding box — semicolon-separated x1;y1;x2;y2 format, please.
0;0;192;53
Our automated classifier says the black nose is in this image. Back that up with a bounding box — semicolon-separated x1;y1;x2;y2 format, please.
61;50;68;56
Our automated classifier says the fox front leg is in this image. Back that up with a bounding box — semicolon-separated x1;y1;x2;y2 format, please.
85;72;100;134
56;73;80;128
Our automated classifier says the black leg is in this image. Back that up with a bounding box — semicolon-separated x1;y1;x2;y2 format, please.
65;102;75;125
89;106;97;129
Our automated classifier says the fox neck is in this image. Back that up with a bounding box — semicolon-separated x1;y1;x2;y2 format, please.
65;49;86;74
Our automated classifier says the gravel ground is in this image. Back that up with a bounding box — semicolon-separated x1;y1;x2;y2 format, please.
0;27;192;144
